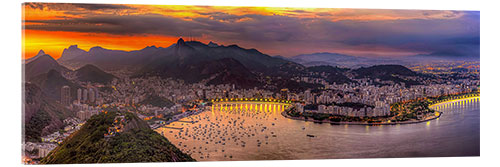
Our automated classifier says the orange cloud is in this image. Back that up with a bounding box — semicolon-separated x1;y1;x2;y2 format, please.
23;29;179;59
135;5;464;22
24;3;463;23
22;3;474;58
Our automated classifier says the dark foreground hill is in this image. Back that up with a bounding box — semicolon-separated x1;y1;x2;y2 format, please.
140;94;174;108
75;64;116;84
352;65;421;86
353;64;417;77
40;111;195;164
307;65;354;84
29;69;81;101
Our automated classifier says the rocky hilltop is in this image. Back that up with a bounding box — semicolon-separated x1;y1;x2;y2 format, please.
40;110;195;164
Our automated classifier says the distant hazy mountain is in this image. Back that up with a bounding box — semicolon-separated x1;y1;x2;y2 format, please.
24;83;72;142
290;52;357;67
58;38;293;76
288;52;408;68
75;64;116;84
292;51;479;68
58;45;167;71
58;45;87;62
408;52;480;61
273;55;290;60
25;50;47;64
54;39;438;91
24;50;69;80
293;52;358;62
57;39;364;91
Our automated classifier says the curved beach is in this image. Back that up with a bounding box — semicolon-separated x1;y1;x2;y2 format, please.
282;95;479;126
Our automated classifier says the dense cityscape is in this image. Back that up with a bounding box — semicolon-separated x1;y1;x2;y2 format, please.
22;3;480;164
23;54;479;163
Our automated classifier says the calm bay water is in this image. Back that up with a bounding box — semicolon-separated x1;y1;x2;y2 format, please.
156;100;479;161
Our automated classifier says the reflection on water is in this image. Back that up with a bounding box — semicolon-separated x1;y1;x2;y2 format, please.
156;100;479;161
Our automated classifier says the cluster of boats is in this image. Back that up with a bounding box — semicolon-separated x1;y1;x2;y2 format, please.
161;106;283;160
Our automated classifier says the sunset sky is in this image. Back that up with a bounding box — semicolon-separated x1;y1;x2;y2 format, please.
22;3;479;59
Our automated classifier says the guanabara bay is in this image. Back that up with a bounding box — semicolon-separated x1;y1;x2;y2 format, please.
22;2;479;164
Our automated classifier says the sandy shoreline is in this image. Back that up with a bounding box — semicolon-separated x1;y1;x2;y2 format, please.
280;96;479;126
281;110;442;126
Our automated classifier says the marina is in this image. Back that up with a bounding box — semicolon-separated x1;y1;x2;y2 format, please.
156;99;479;160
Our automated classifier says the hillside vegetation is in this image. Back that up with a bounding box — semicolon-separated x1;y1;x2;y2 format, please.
40;110;194;164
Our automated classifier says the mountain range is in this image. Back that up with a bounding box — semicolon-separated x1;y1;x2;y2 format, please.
25;50;69;79
284;51;479;68
58;39;291;73
26;38;437;93
409;52;480;61
286;52;407;68
58;44;162;72
24;51;115;144
24;50;115;100
23;38;430;145
57;38;304;90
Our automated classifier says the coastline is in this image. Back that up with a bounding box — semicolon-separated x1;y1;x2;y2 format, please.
152;109;206;130
281;95;479;126
428;96;480;109
281;110;441;126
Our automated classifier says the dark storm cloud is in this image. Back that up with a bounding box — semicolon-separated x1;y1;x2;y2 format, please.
446;36;480;45
325;11;479;57
24;2;44;10
24;2;133;11
199;12;250;22
316;12;333;16
288;10;312;14
24;9;479;57
71;4;133;10
191;14;309;42
25;14;202;36
24;13;307;43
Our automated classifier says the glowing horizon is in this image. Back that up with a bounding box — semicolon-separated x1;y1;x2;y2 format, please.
22;3;479;59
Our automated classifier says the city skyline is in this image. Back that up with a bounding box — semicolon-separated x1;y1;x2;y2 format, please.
22;3;480;164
